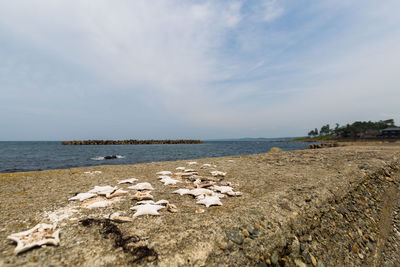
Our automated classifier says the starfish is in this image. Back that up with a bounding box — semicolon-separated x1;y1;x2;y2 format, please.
156;171;172;175
173;188;191;196
128;182;154;191
130;204;165;217
184;169;196;172
106;212;133;222
68;192;97;201
211;185;234;194
158;175;171;179
201;163;216;168
118;178;138;184
211;171;227;177
175;166;185;171
106;189;128;199
196;195;222;208
88;185;117;196
7;223;60;254
129;191;154;200
160;177;181;186
189;188;214;197
187;161;198;165
84;200;114;209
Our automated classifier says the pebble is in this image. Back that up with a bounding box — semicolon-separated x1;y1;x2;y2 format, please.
225;228;244;245
310;253;317;266
294;258;306;267
242;229;250;238
271;251;279;265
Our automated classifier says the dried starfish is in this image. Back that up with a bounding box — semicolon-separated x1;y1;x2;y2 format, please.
88;186;117;196
160;177;181;185
130;204;165;217
129;191;154;201
69;192;96;201
210;171;226;177
118;178;138;184
7;223;60;254
106;189;128;199
196;195;222;208
156;171;172;175
173;188;191;196
128;182;154;191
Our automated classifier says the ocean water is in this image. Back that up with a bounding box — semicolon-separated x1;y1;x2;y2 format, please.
0;141;311;173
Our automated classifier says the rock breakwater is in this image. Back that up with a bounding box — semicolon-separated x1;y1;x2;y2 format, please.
61;139;204;145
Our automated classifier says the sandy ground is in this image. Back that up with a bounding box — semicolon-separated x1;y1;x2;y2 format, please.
1;142;400;266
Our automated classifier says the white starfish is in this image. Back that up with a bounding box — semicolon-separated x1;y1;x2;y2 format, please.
156;171;172;175
160;177;181;185
158;175;171;180
7;223;60;254
106;189;128;198
106;212;133;222
196;195;222;208
175;167;185;171
68;192;96;201
211;185;234;194
85;200;114;209
184;169;196;172
88;186;117;196
128;182;154;191
155;199;169;206
118;178;138;184
226;191;242;196
129;191;154;200
173;188;191;196
201;163;216;168
189;188;214;197
187;161;198;165
130;204;165;217
174;172;198;178
211;171;227;177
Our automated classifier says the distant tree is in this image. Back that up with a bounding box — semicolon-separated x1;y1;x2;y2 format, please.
320;124;331;136
308;128;318;137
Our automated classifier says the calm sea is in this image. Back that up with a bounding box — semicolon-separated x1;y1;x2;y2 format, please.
0;140;310;173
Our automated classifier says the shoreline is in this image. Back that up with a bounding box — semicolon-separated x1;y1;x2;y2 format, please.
1;143;400;265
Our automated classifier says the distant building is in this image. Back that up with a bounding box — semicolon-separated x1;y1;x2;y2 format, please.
381;128;400;138
361;129;380;138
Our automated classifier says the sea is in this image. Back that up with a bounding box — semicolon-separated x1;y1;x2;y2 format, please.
0;140;311;173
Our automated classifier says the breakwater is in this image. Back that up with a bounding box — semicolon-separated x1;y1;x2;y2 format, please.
61;139;204;145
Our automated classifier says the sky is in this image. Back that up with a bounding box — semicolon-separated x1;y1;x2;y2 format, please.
1;0;400;140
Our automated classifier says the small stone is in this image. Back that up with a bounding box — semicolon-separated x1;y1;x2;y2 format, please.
271;251;279;265
352;244;359;253
225;228;244;245
242;229;250;237
265;258;271;265
386;177;393;182
294;258;307;267
317;262;325;267
293;212;299;216
310;253;317;266
259;255;264;261
358;253;364;260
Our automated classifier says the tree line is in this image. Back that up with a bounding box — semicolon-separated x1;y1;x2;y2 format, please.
307;119;397;137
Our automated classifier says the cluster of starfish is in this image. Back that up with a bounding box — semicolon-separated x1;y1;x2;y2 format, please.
7;160;242;255
156;162;242;209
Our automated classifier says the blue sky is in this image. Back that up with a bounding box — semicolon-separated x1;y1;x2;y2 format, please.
1;0;399;140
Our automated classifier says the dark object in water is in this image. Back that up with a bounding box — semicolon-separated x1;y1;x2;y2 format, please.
80;218;158;264
104;155;118;160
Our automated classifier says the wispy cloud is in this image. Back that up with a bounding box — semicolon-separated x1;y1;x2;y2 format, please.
0;0;399;139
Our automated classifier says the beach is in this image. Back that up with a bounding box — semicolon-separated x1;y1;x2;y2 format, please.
1;142;400;266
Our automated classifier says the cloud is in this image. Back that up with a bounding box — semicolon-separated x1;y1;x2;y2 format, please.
0;0;399;139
